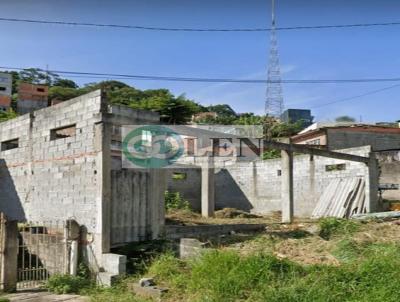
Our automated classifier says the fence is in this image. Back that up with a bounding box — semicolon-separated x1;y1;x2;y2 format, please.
0;214;79;291
17;221;70;289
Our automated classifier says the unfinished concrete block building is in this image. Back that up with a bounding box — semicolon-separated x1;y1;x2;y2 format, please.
0;90;165;273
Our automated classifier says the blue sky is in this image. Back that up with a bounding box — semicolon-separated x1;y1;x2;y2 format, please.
0;0;399;122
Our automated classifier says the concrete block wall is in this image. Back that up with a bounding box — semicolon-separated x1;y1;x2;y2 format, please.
0;90;165;273
166;168;202;211
376;150;400;200
0;90;103;230
168;146;371;217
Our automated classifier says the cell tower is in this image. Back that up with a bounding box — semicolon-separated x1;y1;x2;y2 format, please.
265;0;284;118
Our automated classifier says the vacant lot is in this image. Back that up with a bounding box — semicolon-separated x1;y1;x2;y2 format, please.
143;216;400;302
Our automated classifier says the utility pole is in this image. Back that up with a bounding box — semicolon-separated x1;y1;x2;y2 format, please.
265;0;284;118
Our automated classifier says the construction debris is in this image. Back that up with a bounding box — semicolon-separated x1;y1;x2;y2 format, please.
352;211;400;220
312;177;366;218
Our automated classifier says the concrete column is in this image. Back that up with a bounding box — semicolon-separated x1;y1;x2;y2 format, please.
281;150;294;223
1;219;18;292
366;152;379;213
201;157;215;218
94;121;112;258
309;155;316;203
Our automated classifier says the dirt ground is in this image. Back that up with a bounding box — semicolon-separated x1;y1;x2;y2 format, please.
223;219;400;265
166;208;281;225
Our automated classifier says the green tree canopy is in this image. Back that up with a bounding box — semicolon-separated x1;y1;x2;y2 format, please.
207;104;237;117
335;115;356;123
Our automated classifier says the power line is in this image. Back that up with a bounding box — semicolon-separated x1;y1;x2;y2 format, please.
1;17;400;32
311;83;400;109
2;66;400;85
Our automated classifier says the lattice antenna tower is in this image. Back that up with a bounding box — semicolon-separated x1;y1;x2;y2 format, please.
265;0;284;117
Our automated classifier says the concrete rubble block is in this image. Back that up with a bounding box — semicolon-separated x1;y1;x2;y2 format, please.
97;272;119;287
179;238;207;259
128;283;168;301
101;253;127;275
139;277;155;287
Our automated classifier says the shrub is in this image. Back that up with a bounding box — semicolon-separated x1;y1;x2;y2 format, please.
45;274;91;294
165;191;191;211
318;217;359;240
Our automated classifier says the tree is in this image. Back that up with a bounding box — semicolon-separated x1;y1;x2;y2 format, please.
335;115;356;123
19;68;59;85
53;78;78;89
207;104;237;117
0;109;18;122
48;86;85;102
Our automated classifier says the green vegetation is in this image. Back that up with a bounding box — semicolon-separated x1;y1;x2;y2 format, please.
84;282;148;302
318;217;360;240
45;274;91;294
165;191;191;211
0;297;10;302
262;149;281;160
145;242;400;302
0;109;18;122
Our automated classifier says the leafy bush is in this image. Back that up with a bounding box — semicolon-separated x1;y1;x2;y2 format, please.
165;191;191;211
45;274;91;294
0;297;10;302
318;217;359;240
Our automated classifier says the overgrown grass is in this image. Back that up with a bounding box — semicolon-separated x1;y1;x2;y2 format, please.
84;283;149;302
146;242;400;302
318;217;360;240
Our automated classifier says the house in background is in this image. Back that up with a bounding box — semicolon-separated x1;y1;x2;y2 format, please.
17;82;49;114
291;124;400;151
0;96;11;112
0;73;12;97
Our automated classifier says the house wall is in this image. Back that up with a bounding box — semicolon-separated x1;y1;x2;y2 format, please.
327;129;400;151
168;146;372;217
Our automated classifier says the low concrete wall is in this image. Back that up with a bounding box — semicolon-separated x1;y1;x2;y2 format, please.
165;224;266;240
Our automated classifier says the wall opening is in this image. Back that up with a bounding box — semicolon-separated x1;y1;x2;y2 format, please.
1;138;19;151
325;163;346;172
0;87;6;91
50;124;76;140
172;172;187;180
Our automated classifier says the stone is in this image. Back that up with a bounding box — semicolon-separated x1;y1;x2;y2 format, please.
179;238;205;259
128;283;168;300
139;277;155;287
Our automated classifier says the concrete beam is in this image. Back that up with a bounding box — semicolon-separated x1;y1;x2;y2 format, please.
281;150;294;223
201;157;215;218
263;140;370;164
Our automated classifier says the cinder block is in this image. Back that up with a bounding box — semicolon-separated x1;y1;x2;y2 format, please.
102;253;127;275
